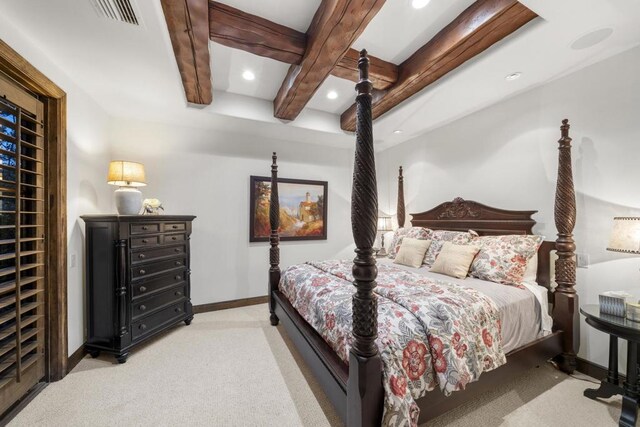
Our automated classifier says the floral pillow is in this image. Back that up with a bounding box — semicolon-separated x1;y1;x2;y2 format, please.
469;235;544;286
423;230;476;267
387;227;431;259
387;228;408;259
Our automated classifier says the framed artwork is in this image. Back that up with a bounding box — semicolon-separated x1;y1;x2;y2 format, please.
250;176;328;242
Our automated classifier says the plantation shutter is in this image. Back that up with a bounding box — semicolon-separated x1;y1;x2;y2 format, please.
0;74;46;413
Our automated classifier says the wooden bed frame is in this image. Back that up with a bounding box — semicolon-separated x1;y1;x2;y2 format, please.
267;51;579;426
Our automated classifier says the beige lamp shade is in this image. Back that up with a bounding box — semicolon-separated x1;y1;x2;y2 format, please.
107;161;146;187
377;216;392;232
607;217;640;254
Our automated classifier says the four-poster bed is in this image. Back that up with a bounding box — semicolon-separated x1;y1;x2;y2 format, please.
267;51;578;426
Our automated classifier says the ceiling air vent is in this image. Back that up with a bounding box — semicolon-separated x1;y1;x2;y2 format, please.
91;0;140;25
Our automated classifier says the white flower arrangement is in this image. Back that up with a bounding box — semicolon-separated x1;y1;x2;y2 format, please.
142;198;164;215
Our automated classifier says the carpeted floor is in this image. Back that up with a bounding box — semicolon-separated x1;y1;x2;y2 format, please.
8;304;632;426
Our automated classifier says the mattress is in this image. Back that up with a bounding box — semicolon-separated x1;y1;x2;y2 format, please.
376;258;552;353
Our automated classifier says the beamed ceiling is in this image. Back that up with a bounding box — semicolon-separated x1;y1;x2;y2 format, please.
161;0;537;131
1;0;639;149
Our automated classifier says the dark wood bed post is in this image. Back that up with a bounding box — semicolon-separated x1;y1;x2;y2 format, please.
269;152;280;326
552;119;579;373
347;50;384;427
397;166;405;228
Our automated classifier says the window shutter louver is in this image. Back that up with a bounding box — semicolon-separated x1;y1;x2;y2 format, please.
0;87;46;411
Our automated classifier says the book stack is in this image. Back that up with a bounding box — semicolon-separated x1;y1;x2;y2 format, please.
599;291;635;317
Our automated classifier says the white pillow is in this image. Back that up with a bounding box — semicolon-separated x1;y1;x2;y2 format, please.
423;229;474;267
522;253;538;284
394;238;432;268
430;242;480;279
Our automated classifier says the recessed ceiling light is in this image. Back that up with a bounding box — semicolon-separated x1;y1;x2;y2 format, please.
242;70;255;81
393;130;403;134
571;28;613;50
327;90;338;100
505;72;522;81
412;0;430;9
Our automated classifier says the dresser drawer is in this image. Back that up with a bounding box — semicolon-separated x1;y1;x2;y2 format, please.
163;222;186;232
131;244;187;265
162;233;186;244
130;235;161;249
131;301;186;341
130;222;160;235
132;269;187;299
131;257;186;280
132;285;187;321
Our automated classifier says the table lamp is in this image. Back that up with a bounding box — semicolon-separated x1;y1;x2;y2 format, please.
107;161;146;215
607;217;640;255
607;216;640;319
377;215;393;256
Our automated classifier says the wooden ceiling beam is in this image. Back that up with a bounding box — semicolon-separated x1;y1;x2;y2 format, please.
273;0;387;121
161;0;213;105
340;0;538;131
209;1;396;90
209;1;307;65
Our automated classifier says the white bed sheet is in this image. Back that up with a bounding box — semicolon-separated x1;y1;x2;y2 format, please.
377;258;552;353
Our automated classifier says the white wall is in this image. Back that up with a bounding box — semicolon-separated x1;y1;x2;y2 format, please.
0;17;113;355
0;11;358;355
379;45;640;372
109;119;356;305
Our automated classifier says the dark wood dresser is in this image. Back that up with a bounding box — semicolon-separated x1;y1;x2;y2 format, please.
80;215;196;363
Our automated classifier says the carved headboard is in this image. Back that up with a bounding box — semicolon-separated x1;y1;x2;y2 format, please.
410;197;536;235
410;197;555;292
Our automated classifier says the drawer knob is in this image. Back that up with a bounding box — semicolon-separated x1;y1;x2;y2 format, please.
139;269;146;275
139;286;147;293
175;261;182;266
139;324;147;330
174;248;181;253
175;275;182;280
172;225;178;229
142;226;148;230
139;304;147;311
171;236;177;240
142;239;148;243
175;291;182;297
175;307;182;313
138;254;146;259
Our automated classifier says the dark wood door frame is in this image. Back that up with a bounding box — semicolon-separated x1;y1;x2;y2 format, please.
0;39;68;381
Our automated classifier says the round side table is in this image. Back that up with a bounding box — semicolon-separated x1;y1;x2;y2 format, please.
581;304;640;427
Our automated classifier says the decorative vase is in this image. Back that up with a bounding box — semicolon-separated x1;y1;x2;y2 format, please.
115;187;143;215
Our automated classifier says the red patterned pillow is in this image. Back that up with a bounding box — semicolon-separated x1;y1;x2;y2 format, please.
423;230;476;267
469;235;544;286
388;227;431;259
387;228;408;259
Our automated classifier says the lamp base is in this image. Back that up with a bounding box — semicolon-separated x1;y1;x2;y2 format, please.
115;187;143;215
378;233;388;257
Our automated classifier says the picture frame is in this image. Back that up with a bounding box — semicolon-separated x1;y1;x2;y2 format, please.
249;176;328;242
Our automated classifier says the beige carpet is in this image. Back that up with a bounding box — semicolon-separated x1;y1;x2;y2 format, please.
8;304;632;426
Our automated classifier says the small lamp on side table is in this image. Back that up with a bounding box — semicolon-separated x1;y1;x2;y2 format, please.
607;216;640;256
607;216;640;317
377;215;393;257
107;161;147;215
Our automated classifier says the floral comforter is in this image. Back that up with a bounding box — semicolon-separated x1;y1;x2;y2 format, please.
279;260;506;427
